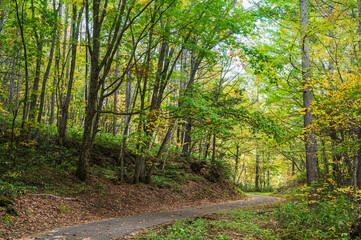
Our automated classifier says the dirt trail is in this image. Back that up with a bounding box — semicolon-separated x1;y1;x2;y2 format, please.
25;194;278;240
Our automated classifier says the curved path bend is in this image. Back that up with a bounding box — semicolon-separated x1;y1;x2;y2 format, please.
27;194;277;240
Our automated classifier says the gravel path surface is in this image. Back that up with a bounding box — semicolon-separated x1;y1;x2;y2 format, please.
26;194;278;240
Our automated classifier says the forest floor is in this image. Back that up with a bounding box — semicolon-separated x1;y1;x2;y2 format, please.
0;170;246;239
27;194;279;240
0;134;251;239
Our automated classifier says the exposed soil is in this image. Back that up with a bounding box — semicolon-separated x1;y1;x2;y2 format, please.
0;174;244;240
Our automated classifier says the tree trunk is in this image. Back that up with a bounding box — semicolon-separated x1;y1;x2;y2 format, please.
15;0;30;130
35;0;60;137
356;129;361;189
204;134;211;160
157;119;176;159
330;130;342;184
234;144;239;183
58;6;83;145
211;133;216;166
8;58;16;113
182;117;192;157
76;0;101;181
112;90;118;136
301;0;317;205
255;151;260;191
28;38;43;124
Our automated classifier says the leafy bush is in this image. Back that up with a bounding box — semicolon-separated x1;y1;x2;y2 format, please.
67;128;83;143
94;133;121;149
274;193;354;239
152;175;179;189
0;180;28;198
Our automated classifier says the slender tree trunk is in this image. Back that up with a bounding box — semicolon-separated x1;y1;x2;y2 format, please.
28;43;43;122
157;119;176;159
301;0;317;205
204;133;211;160
9;58;16;113
91;85;105;144
58;6;83;145
182;117;192;157
356;129;361;189
76;0;101;181
356;0;361;190
255;150;260;191
15;0;30;130
112;90;118;136
16;62;21;109
28;0;46;138
234;144;239;182
35;0;60;137
211;133;216;166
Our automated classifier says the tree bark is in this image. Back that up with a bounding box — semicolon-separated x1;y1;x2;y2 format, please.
356;129;361;189
28;0;46;137
301;0;317;205
255;150;260;191
58;5;83;145
36;0;61;137
211;133;216;166
157;119;177;159
15;0;30;130
234;144;239;182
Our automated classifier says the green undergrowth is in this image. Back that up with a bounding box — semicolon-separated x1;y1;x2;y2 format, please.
275;196;353;239
127;176;357;240
273;180;356;239
0;119;237;199
239;185;274;193
152;162;205;190
128;203;281;240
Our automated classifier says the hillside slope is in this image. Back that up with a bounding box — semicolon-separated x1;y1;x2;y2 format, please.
0;137;244;239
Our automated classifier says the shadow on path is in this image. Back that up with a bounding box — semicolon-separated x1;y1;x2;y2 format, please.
27;194;278;240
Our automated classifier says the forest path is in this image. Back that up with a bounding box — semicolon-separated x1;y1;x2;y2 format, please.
27;194;278;240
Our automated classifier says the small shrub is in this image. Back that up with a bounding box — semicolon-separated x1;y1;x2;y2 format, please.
59;205;72;213
1;214;13;226
274;194;354;239
0;180;26;198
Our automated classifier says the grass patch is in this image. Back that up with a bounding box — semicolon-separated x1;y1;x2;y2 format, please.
127;202;281;240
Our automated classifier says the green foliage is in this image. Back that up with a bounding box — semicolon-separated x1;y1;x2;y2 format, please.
59;205;72;214
0;180;27;198
152;175;180;189
94;133;122;149
152;162;189;189
240;184;274;193
133;205;280;239
1;214;13;226
67;128;83;144
275;196;353;239
143;218;210;240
